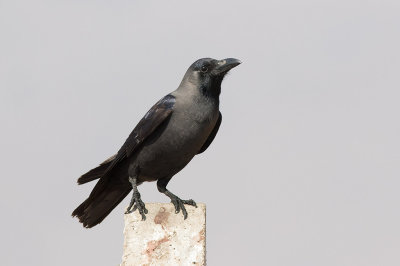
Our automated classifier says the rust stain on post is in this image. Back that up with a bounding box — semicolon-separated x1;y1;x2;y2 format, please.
154;207;170;226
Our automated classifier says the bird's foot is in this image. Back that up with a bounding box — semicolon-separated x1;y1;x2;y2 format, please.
168;194;197;219
125;190;148;220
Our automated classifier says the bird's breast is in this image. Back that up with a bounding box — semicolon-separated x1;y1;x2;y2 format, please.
167;102;218;148
132;86;220;182
135;100;219;180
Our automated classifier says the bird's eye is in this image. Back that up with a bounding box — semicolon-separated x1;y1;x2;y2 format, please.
200;66;208;73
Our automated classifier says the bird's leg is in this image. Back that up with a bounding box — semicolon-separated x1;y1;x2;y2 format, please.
157;177;197;219
125;175;148;220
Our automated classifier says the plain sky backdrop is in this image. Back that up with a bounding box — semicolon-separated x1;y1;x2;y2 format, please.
1;0;400;265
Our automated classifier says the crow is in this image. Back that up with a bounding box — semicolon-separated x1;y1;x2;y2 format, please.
72;58;241;228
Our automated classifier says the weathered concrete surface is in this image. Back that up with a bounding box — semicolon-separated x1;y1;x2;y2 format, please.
121;203;206;266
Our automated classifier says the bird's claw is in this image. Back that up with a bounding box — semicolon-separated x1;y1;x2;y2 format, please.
170;196;197;219
125;191;148;220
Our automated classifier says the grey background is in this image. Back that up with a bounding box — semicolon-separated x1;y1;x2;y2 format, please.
1;0;399;265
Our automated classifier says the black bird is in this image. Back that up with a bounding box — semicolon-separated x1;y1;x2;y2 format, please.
72;58;241;228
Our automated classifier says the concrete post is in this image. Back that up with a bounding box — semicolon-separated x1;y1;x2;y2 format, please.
121;203;206;266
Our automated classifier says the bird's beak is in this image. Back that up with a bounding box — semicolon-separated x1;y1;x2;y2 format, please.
214;58;241;75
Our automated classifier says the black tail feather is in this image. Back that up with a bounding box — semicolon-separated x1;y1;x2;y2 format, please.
72;179;131;228
77;154;116;185
73;154;131;228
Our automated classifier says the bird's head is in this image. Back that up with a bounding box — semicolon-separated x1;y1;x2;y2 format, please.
181;58;241;98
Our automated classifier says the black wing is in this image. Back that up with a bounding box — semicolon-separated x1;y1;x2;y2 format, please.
197;111;222;154
103;94;175;176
